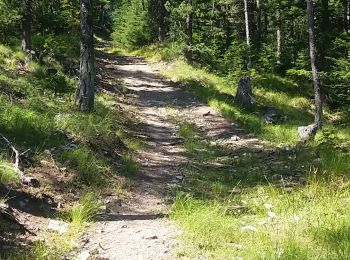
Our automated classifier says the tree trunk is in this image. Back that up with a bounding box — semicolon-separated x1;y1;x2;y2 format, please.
99;3;106;26
244;0;251;67
307;0;323;129
255;0;262;50
244;0;250;46
76;0;95;112
21;0;32;51
157;0;166;42
185;0;193;63
343;0;350;32
276;9;281;65
224;4;230;48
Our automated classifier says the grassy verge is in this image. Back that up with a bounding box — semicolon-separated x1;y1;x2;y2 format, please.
169;118;350;259
0;38;141;258
132;44;350;259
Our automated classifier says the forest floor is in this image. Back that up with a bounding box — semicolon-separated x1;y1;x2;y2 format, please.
82;48;304;259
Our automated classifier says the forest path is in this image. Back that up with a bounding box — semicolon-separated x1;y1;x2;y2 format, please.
82;52;264;260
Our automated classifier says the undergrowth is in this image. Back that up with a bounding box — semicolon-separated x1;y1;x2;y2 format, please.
169;118;350;259
0;39;140;258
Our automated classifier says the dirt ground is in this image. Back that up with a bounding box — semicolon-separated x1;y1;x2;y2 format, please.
82;53;268;260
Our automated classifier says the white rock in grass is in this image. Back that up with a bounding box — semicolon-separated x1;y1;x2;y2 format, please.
264;203;273;210
76;250;90;260
268;211;277;219
293;215;300;222
241;225;258;232
48;219;69;234
277;248;284;258
258;220;267;225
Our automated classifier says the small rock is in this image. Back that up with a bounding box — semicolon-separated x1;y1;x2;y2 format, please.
313;158;321;164
69;241;79;248
76;250;90;260
262;106;279;124
241;225;257;232
48;219;69;234
121;225;128;228
147;235;158;240
284;187;293;193
229;243;243;250
99;205;107;212
299;177;307;185
19;200;27;208
230;135;241;141
175;175;184;181
21;176;40;187
264;203;273;210
298;124;318;141
268;211;277;219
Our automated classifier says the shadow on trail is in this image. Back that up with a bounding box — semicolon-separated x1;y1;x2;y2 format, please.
99;213;166;221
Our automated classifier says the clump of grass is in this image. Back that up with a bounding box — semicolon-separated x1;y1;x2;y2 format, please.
120;152;140;176
70;192;101;225
0;161;20;185
62;146;111;186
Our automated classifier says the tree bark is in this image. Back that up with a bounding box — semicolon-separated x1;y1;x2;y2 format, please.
276;8;281;65
343;0;350;32
244;0;250;46
255;0;262;50
157;0;166;42
76;0;95;112
21;0;32;51
307;0;323;129
185;0;193;63
244;0;251;67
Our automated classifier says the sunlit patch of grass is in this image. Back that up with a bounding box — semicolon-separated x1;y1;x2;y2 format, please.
120;152;140;176
116;129;144;150
0;161;20;185
133;42;184;62
169;117;350;259
171;178;350;259
69;192;101;225
62;146;111;186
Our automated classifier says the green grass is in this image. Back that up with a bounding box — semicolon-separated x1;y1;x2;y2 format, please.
171;182;350;259
120;152;141;176
168;115;350;259
0;161;20;185
0;39;139;258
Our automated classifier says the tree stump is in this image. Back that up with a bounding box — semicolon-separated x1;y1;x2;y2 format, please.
235;76;253;109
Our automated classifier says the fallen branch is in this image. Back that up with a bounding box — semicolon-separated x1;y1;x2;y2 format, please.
0;134;38;187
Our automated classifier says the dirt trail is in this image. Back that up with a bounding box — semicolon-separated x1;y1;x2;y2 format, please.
83;55;264;260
